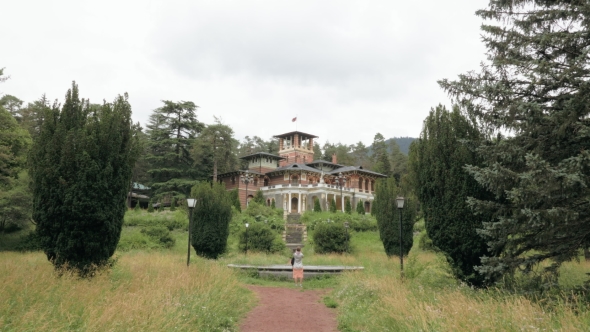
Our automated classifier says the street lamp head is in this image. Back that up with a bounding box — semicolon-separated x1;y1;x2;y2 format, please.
245;223;249;228
186;198;197;208
396;196;405;209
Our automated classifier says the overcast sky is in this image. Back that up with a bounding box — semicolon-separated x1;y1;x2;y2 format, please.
1;0;489;147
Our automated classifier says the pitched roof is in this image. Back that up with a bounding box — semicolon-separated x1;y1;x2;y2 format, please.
273;131;318;139
305;160;343;168
328;166;387;177
265;163;322;174
239;152;285;160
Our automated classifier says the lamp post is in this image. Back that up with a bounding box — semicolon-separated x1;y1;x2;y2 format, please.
186;198;197;267
335;172;346;212
241;170;253;208
245;223;249;255
396;196;405;278
344;221;349;253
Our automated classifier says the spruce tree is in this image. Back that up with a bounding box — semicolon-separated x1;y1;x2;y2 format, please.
410;105;491;286
29;82;138;273
356;200;365;214
373;178;416;257
314;197;322;212
439;0;590;283
191;182;232;259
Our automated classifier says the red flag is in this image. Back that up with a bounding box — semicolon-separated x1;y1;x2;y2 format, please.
292;117;297;122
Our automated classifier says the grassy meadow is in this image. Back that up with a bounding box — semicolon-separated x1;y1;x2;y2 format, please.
2;209;590;331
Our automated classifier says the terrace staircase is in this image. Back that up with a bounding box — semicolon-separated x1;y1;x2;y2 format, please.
283;213;307;251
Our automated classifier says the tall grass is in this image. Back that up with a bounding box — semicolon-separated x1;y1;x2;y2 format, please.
0;251;254;331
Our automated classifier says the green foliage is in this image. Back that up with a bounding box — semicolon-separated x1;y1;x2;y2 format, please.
169;197;176;211
0;106;31;187
124;210;188;231
373;177;416;257
312;221;350;254
190;182;232;259
14;230;43;252
192;120;238;182
302;211;377;232
371;133;391;176
145;100;204;200
238;222;286;254
356;200;365;214
29;82;138;274
314;197;322;212
252;190;265;205
133;201;140;211
410;105;491;287
438;1;590;285
229;188;241;212
345;197;352;214
329;198;337;213
147;200;154;213
0;171;32;232
243;201;285;233
418;231;438;252
270;199;275;209
140;226;175;249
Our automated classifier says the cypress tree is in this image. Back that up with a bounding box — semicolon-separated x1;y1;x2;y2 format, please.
410;105;491;286
345;197;352;214
313;197;322;212
29;82;138;273
373;177;416;257
191;182;232;259
229;188;241;212
270;199;276;209
356;200;365;214
329;198;337;213
439;0;590;284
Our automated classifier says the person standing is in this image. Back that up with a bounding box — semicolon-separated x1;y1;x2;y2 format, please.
292;247;304;287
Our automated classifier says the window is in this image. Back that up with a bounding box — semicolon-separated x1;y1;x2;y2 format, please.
291;175;299;185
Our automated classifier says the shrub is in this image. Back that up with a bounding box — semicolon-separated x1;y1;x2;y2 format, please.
356;200;365;214
147;200;154;213
252;190;265;205
238;222;286;254
301;211;377;232
419;230;438;252
329;199;337;213
15;231;44;252
271;199;276;209
170;197;177;211
141;226;175;249
229;188;241;212
243;202;285;234
133;202;140;212
313;221;350;254
117;231;160;251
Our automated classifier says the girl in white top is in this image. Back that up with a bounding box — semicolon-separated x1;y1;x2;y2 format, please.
292;247;304;287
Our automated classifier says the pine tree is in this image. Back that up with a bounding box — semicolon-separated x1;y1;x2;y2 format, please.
410;105;491;287
373;178;416;257
145;101;204;200
345;197;352;214
191;182;232;259
29;82;138;273
356;200;365;214
371;133;391;176
439;0;590;284
314;197;322;212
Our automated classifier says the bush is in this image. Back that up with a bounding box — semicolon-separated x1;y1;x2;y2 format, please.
301;211;377;232
117;231;160;251
238;222;286;254
141;226;176;249
123;210;188;231
191;182;232;259
418;230;438;252
15;231;44;252
312;221;350;254
314;197;322;212
243;202;285;234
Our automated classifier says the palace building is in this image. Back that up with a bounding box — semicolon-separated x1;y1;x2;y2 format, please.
217;131;387;217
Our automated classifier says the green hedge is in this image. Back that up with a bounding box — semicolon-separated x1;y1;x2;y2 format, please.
301;211;377;232
312;221;351;254
238;222;286;254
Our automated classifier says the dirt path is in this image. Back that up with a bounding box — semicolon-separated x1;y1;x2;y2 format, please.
239;285;338;332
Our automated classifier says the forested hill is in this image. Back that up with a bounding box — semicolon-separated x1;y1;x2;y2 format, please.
387;137;416;155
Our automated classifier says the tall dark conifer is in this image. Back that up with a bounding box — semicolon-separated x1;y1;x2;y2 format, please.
30;82;138;273
410;105;491;286
440;0;590;283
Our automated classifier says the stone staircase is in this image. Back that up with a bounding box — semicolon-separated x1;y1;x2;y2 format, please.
283;213;307;251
